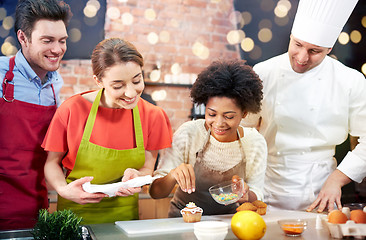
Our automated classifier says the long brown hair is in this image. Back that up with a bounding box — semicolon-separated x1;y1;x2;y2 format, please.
91;38;144;80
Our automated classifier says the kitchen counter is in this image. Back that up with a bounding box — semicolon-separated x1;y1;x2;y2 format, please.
88;210;334;240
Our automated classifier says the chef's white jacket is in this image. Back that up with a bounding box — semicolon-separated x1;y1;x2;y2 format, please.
253;53;366;209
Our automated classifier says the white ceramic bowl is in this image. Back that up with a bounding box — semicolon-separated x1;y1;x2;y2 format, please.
194;221;228;240
208;178;244;205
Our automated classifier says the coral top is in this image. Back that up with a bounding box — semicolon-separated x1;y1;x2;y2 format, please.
42;91;173;171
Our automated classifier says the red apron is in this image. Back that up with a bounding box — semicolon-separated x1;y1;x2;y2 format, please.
0;56;57;230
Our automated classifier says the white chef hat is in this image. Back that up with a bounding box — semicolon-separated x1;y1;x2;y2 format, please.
291;0;359;48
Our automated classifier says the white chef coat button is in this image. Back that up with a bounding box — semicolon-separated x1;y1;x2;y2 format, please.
276;101;280;105
310;107;314;111
277;151;281;155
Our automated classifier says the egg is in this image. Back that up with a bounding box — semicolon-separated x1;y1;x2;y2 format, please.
328;210;348;224
341;207;350;219
350;209;366;224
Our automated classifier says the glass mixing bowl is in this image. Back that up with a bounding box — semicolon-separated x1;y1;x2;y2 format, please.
209;178;244;205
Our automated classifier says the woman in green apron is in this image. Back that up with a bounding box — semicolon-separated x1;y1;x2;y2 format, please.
149;59;267;216
42;38;173;224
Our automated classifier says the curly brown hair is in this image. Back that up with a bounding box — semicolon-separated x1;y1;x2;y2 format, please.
190;59;263;113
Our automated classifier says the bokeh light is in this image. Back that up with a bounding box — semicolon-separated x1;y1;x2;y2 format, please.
144;9;156;21
229;11;243;26
249;45;262;60
260;0;275;12
362;16;366;28
121;12;134;25
87;0;101;11
170;19;180;28
4;36;16;46
192;41;210;60
171;63;182;75
277;0;291;12
147;32;159;45
151;90;167;102
241;12;252;26
69;28;82;43
274;15;289;26
350;30;362;44
106;7;120;20
83;4;98;18
84;16;98;26
361;63;366;75
241;37;254;52
227;30;245;45
0;8;7;21
1;41;17;56
259;19;272;29
0;26;9;38
274;4;288;18
149;69;161;82
159;31;170;43
338;32;350;45
258;28;272;43
2;16;14;31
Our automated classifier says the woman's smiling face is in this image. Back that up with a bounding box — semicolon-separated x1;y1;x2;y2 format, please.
205;96;246;142
95;61;144;109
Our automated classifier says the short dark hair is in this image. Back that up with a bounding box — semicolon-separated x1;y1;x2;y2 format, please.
15;0;71;39
91;38;144;80
190;59;263;113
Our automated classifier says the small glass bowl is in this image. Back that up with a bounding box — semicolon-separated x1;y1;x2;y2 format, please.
278;219;307;237
208;178;244;205
343;203;366;211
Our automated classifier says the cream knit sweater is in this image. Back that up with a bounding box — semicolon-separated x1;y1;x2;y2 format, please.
154;119;267;200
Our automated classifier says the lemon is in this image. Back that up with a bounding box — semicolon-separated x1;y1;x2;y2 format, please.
231;210;266;240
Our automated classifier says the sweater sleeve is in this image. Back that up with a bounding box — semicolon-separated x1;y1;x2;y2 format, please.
242;127;268;201
153;120;204;177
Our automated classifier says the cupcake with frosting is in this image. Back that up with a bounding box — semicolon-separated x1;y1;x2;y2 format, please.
180;202;203;223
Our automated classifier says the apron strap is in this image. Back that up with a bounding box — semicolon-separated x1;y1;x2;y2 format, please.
132;101;144;148
195;127;247;180
50;84;57;106
2;56;15;102
82;88;144;149
83;88;103;140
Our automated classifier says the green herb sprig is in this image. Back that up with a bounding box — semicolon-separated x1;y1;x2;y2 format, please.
31;209;83;240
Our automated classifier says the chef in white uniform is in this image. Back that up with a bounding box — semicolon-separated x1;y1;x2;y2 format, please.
252;0;366;212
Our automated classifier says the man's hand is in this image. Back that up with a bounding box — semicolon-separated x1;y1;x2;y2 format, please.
307;170;351;212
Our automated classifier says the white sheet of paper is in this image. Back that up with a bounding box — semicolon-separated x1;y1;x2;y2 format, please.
82;175;160;197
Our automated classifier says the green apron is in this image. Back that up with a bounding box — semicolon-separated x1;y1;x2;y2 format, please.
57;88;145;224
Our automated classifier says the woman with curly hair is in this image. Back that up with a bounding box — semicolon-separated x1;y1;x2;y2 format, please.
149;59;267;216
